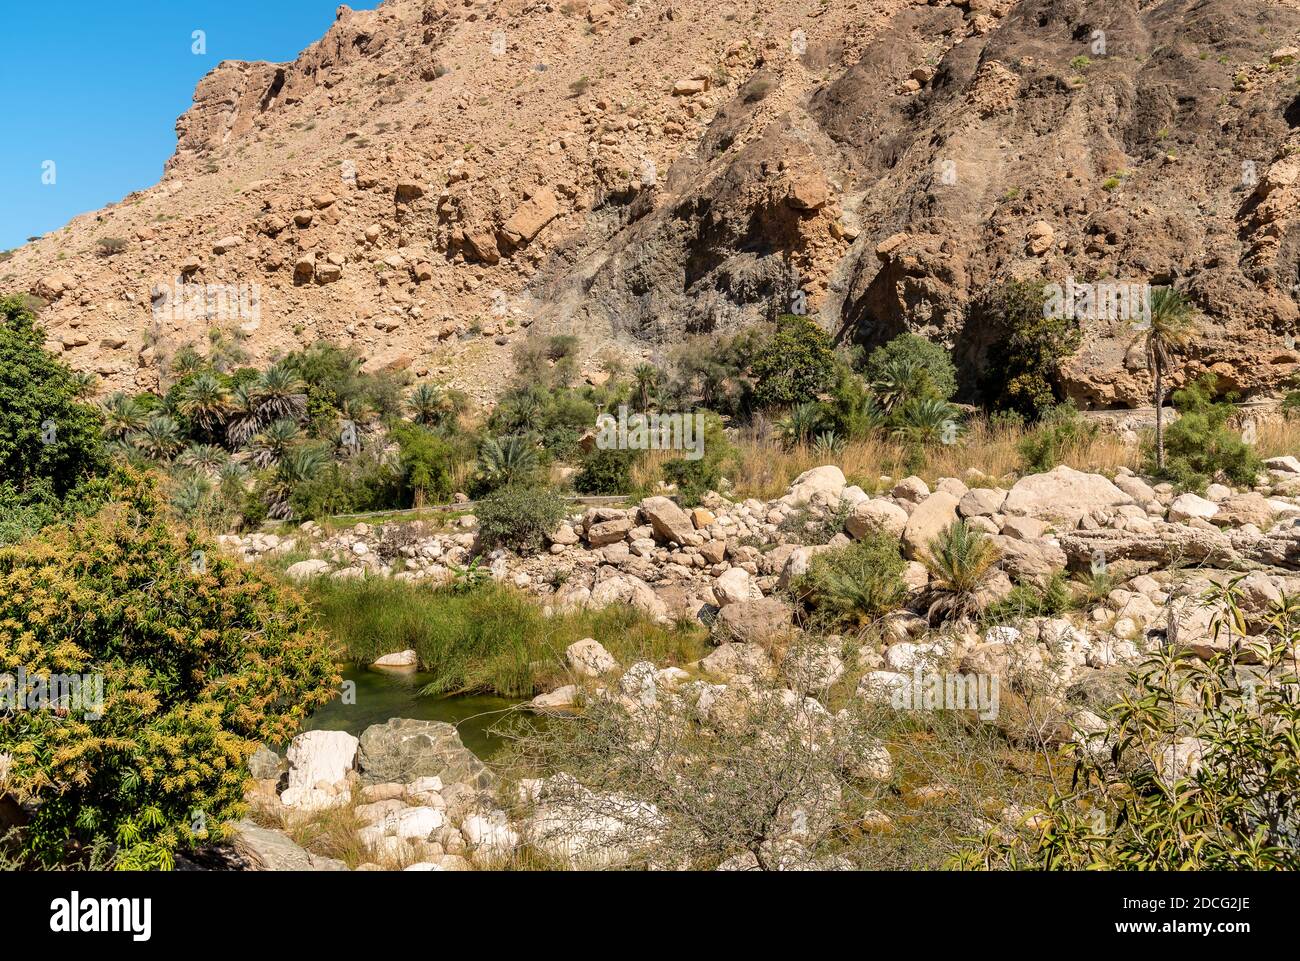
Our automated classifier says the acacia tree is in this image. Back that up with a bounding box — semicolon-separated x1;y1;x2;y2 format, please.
1138;287;1198;470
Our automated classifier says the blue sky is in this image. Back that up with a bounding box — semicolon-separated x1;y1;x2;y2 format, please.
0;0;382;251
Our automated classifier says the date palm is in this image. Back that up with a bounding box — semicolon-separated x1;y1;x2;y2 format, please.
176;443;229;474
922;520;1002;625
102;392;150;440
633;363;659;411
869;355;924;414
478;434;539;487
129;414;184;461
249;418;301;468
1137;287;1198;470
176;371;231;435
408;383;448;426
253;364;307;423
225;382;262;447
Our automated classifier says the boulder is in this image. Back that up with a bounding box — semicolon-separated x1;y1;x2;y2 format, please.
640;496;696;544
566;637;619;677
846;499;908;540
285;559;332;581
1002;466;1132;527
713;567;760;606
901;491;961;560
714;597;793;646
781;465;847;506
1168;493;1218;523
281;730;358;810
1212;492;1275;528
373;649;418;669
958;487;1007;518
357;718;494;788
501;187;561;245
700;643;775;679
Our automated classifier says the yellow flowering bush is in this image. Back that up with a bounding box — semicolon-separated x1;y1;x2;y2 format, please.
0;469;340;868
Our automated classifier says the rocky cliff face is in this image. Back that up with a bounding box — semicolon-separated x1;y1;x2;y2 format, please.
7;0;1300;406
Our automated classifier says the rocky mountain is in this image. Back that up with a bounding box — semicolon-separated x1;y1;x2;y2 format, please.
7;0;1300;406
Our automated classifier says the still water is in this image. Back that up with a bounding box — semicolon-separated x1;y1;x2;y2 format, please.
301;665;522;760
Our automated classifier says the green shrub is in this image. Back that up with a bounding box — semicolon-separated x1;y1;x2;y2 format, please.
982;571;1071;625
1149;375;1261;490
392;422;454;506
0;469;339;869
575;446;640;494
475;484;568;554
794;534;907;630
980;280;1081;420
957;585;1300;869
750;314;839;411
659;412;733;503
0;296;106;495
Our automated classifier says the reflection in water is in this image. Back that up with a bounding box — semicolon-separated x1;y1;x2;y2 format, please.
301;665;522;760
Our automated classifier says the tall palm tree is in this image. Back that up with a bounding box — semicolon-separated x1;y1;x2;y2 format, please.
1138;287;1199;470
254;364;307;423
632;363;659;411
177;371;231;436
408;383;448;426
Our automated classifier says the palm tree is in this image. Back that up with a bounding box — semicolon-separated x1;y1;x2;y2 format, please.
254;364;307;423
69;370;98;398
176;443;229;474
225;382;262;447
130;414;184;461
888;397;961;448
922;520;1002;624
170;345;206;378
176;371;231;436
1137;287;1198;470
777;402;823;448
496;390;546;435
633;363;659;410
869;355;924;414
266;445;330;520
102;392;150;440
408;383;448;426
249;418;301;468
478;434;539;487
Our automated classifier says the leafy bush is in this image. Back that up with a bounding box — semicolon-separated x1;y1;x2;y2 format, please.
958;584;1300;869
575;446;640;494
0;296;106;495
392;422;454;506
1149;375;1261;490
794;534;907;630
474;484;568;554
980;280;1081;420
658;412;733;503
0;469;339;868
750;314;839;411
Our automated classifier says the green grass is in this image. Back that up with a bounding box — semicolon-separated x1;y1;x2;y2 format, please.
301;578;709;698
